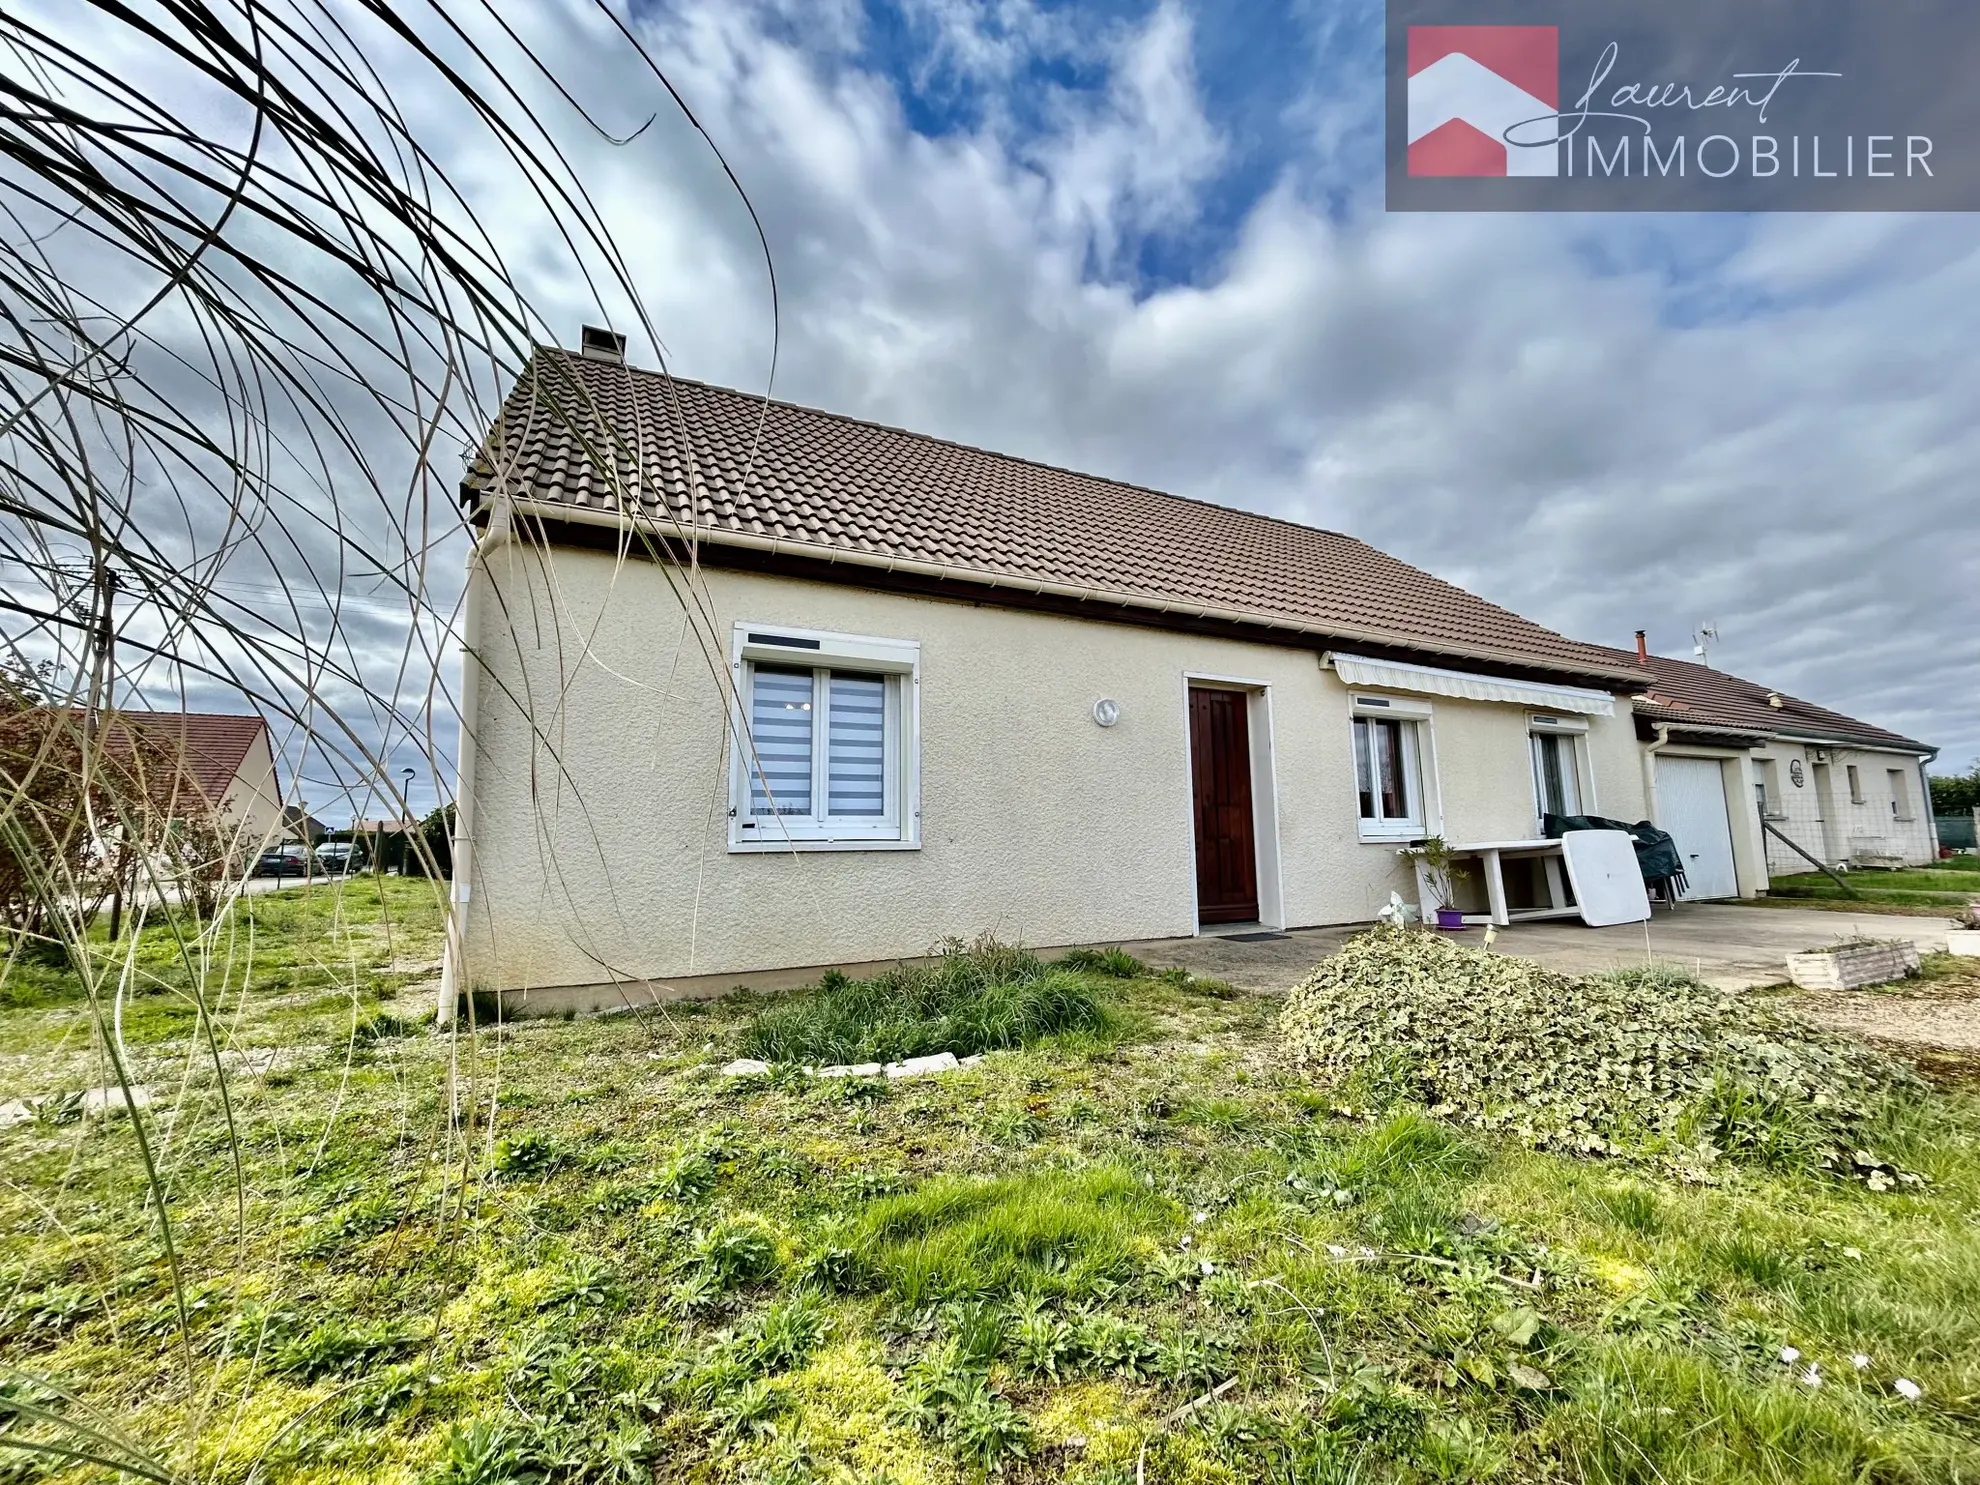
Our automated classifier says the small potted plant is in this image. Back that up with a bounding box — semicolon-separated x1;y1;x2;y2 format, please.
1401;836;1470;930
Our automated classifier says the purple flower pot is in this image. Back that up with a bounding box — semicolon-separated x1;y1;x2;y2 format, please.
1435;908;1466;930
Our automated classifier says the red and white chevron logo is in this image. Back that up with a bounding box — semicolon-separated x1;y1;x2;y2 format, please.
1407;26;1559;177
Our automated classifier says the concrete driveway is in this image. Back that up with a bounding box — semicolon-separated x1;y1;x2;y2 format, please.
1122;905;1961;993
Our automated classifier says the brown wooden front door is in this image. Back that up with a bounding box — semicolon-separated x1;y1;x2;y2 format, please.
1188;687;1259;924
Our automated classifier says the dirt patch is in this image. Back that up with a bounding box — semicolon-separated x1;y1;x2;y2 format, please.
1784;960;1980;1083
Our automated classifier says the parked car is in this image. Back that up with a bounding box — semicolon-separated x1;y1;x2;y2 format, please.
313;842;365;874
254;844;312;877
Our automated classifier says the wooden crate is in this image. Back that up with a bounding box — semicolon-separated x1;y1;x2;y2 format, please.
1785;941;1922;991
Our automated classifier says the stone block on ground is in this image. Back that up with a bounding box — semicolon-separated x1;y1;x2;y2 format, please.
884;1052;960;1079
81;1085;153;1115
719;1058;771;1078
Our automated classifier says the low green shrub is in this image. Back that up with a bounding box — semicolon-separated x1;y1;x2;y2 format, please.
738;937;1111;1065
1056;945;1146;977
1279;928;1920;1170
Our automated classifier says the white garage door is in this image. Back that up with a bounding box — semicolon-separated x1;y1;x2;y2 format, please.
1657;756;1739;900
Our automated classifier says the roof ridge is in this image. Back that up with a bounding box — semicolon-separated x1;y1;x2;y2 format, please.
1588;642;1929;750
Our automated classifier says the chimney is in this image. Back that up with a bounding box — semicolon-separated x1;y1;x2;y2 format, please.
579;325;626;364
1634;629;1648;663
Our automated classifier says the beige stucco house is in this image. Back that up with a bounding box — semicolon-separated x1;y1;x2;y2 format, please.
447;339;1938;1013
448;340;1687;1012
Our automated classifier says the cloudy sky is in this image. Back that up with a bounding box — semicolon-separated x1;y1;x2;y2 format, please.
547;0;1976;767
10;0;1976;824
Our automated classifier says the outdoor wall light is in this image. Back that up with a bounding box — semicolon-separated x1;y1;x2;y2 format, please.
1092;698;1120;728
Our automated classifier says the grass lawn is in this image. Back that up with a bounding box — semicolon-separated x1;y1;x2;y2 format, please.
3;885;1980;1483
1756;858;1979;916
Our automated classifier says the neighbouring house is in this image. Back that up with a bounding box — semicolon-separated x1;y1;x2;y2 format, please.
108;711;288;862
283;806;328;843
451;338;1674;1008
1599;635;1938;889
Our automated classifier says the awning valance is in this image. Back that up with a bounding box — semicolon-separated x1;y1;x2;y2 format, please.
1329;653;1616;717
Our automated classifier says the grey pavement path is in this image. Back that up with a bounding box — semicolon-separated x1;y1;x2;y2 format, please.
1120;904;1962;994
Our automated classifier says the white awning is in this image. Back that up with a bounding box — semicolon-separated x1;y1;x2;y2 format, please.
1329;653;1616;717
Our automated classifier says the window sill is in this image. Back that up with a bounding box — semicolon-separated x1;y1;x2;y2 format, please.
729;836;920;854
1358;825;1426;845
1892;816;1917;824
1762;811;1791;821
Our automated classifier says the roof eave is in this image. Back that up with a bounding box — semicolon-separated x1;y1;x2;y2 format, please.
497;495;1655;689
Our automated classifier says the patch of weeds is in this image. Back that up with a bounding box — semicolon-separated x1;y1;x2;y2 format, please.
341;1361;444;1424
1684;1073;1846;1173
736;1293;830;1374
1327;1109;1482;1192
1073;1312;1155;1378
588;1178;660;1216
710;1377;787;1444
1587;1180;1662;1235
353;1008;428;1043
892;1344;1034;1472
429;1418;544;1485
1057;946;1146;978
658;1146;721;1201
857;1166;1173;1305
272;1317;426;1380
508;1337;631;1419
790;1239;867;1295
538;1256;624;1313
739;936;1111;1065
493;1132;564;1180
1152;1325;1226;1390
1006;1295;1077;1379
1552;1341;1962;1484
1704;1231;1797;1290
1416;1414;1509;1481
692;1217;782;1291
1175;1096;1252;1132
844;1169;907;1200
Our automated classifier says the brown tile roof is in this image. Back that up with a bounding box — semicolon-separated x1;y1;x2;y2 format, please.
468;350;1650;684
1592;648;1932;753
103;711;270;803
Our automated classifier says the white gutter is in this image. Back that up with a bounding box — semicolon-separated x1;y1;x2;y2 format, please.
498;496;1653;690
437;494;511;1026
1773;733;1935;759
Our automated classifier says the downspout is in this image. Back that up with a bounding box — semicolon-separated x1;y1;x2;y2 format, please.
1918;754;1941;860
1641;721;1671;827
437;492;510;1026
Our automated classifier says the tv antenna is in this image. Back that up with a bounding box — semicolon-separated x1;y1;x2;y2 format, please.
1692;623;1719;668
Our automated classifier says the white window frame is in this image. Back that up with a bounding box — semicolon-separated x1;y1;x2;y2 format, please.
1528;714;1590;828
1350;694;1437;842
1887;768;1913;822
728;624;921;852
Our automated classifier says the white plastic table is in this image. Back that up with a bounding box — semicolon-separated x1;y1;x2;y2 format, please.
1413;838;1577;928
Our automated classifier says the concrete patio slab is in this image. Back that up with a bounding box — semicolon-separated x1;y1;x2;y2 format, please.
1121;905;1959;993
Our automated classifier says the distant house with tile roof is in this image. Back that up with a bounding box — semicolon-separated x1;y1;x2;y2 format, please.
1592;636;1938;885
104;711;287;860
445;334;1924;1007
